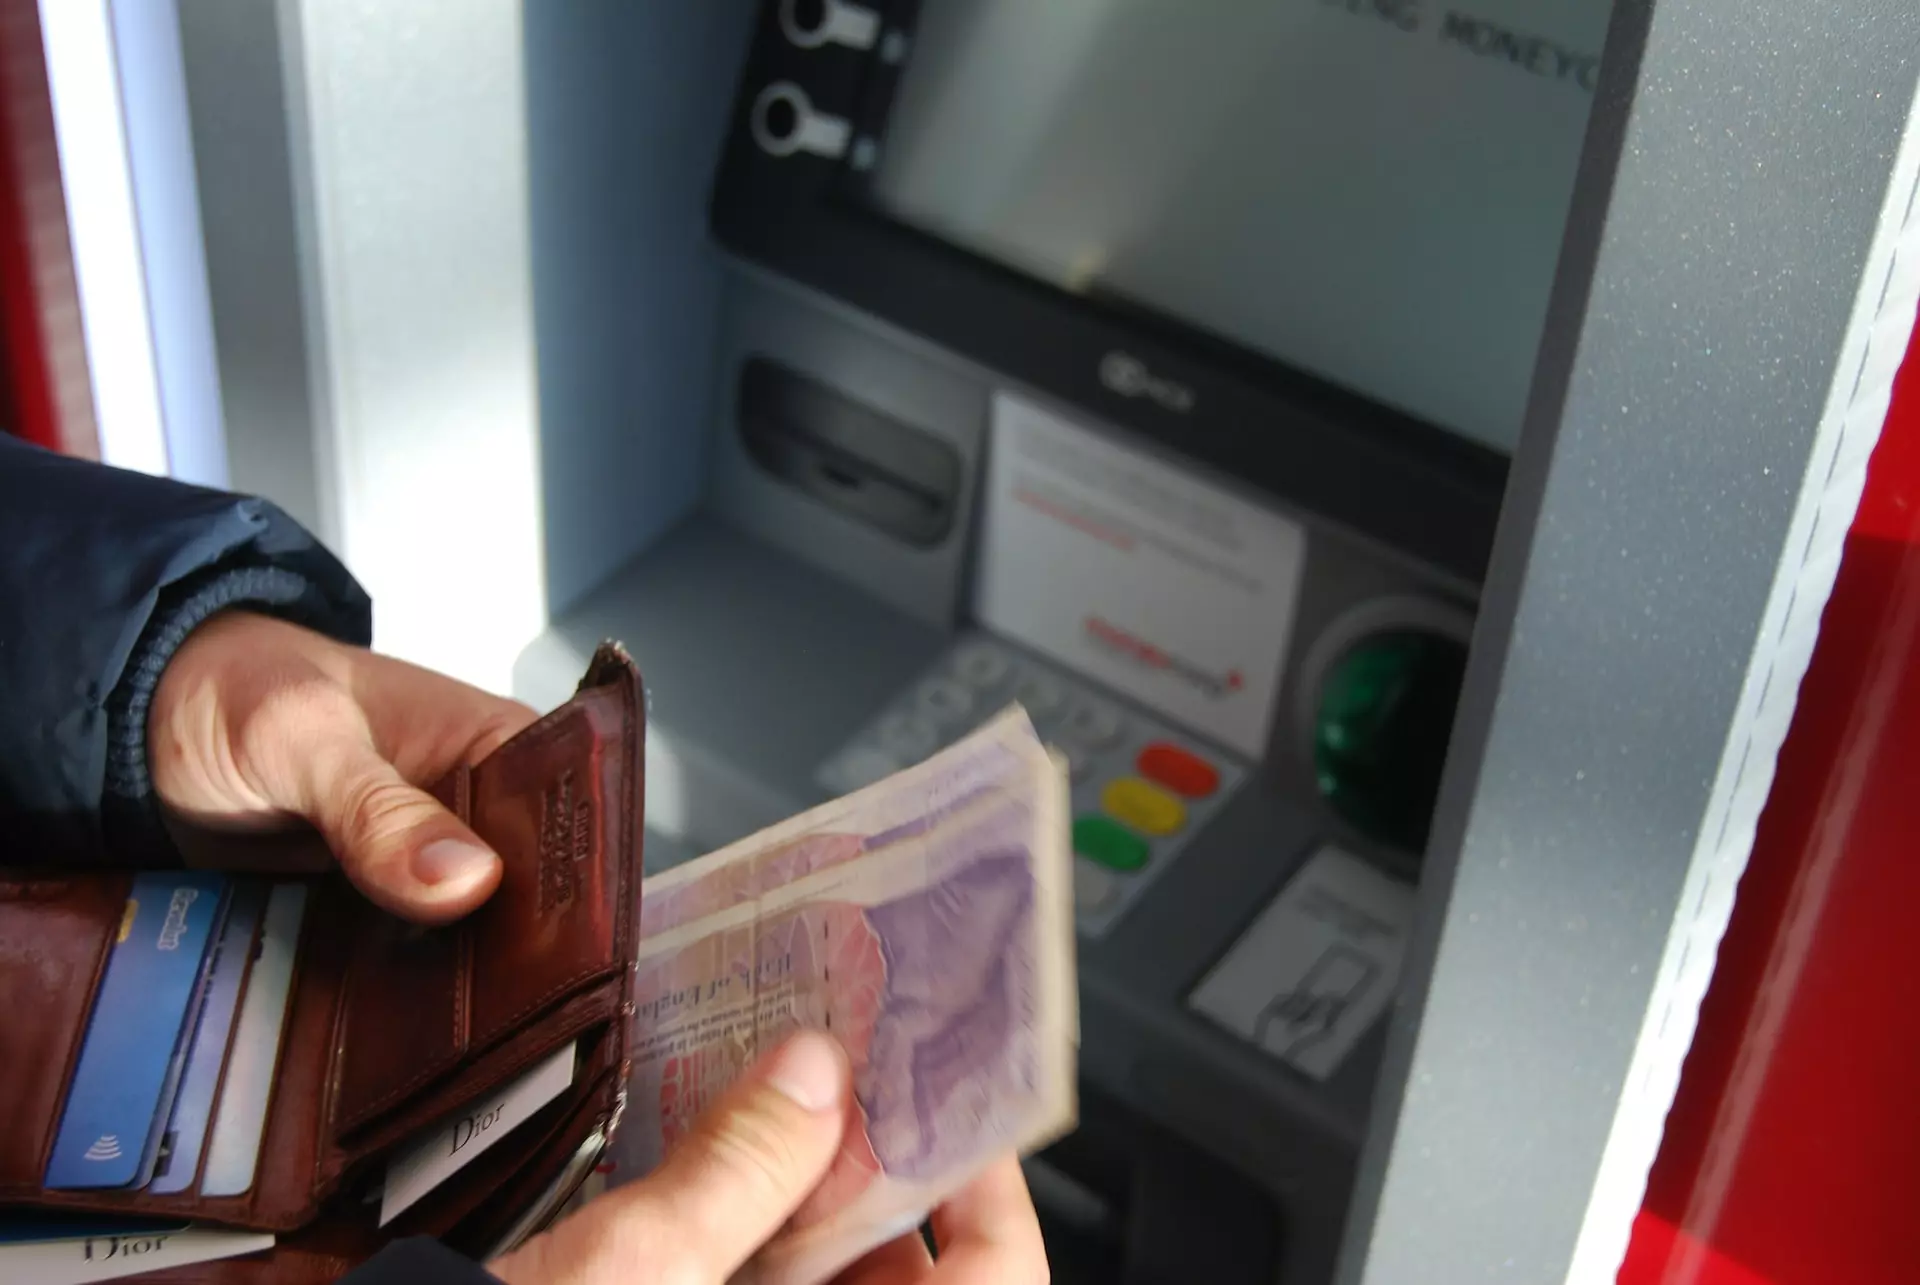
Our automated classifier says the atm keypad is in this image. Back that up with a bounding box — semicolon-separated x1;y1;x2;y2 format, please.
817;632;1246;935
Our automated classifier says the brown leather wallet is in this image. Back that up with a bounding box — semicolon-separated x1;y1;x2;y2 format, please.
0;643;645;1282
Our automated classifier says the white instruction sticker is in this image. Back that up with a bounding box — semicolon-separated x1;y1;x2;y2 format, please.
1189;846;1414;1080
974;392;1305;759
379;1040;577;1226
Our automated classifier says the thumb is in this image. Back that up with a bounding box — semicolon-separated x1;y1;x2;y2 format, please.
491;1031;850;1285
298;733;503;923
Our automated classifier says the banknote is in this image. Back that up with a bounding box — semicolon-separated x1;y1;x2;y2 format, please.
608;706;1077;1285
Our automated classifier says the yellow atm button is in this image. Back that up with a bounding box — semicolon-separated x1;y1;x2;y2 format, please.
1101;777;1187;837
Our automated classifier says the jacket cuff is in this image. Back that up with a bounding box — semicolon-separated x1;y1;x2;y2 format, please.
101;565;350;862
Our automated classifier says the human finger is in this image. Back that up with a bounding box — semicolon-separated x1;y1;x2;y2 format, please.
923;1157;1048;1284
290;726;502;922
829;1228;935;1285
340;647;539;782
488;1031;852;1285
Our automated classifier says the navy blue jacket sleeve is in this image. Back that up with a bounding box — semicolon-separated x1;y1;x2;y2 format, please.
0;434;371;864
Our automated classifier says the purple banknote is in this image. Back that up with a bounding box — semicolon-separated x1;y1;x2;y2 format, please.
612;708;1076;1285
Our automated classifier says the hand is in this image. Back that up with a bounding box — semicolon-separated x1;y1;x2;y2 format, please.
488;1031;1050;1285
827;1159;1049;1285
148;611;538;923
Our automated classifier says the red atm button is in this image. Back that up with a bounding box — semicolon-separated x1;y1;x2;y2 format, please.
1137;743;1220;798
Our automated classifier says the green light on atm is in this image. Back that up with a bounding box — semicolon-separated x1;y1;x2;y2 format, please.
1313;630;1468;855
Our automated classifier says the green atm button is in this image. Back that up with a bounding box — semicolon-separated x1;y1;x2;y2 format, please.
1074;815;1149;871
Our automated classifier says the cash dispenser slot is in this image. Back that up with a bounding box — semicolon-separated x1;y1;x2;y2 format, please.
1025;1083;1282;1285
738;356;961;547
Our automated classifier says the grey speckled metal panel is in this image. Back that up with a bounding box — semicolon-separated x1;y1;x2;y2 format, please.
1340;0;1920;1282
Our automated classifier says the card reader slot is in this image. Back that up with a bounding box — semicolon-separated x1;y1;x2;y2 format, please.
738;355;961;546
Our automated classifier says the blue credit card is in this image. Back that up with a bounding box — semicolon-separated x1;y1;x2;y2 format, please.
44;872;230;1190
148;882;267;1195
133;885;232;1189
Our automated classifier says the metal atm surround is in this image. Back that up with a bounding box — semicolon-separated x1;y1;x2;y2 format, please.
513;4;1920;1285
518;268;1482;1285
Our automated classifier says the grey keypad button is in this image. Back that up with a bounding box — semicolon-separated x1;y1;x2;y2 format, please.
876;711;938;762
917;677;975;724
1062;698;1124;749
953;641;1011;688
1014;670;1066;718
1073;859;1120;913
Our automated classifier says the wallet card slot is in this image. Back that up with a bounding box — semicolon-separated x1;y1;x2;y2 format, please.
343;1020;619;1243
234;876;354;1226
0;871;133;1193
5;875;339;1231
407;1038;623;1253
331;903;472;1135
448;1067;620;1262
332;697;628;1137
327;974;623;1170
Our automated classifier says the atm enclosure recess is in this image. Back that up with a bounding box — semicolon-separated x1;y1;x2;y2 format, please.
518;2;1598;1281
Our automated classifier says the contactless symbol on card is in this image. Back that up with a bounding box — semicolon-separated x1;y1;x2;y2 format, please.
80;1138;122;1164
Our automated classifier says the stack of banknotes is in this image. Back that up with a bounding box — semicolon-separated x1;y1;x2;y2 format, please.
604;705;1078;1285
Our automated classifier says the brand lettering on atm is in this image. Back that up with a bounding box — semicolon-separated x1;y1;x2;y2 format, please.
1084;616;1245;699
1319;0;1600;93
1099;352;1195;414
537;770;592;912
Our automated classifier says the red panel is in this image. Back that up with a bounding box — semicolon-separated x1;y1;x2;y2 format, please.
1620;316;1920;1280
0;0;97;457
1622;1211;1774;1285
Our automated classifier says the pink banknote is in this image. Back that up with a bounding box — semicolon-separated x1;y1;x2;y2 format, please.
611;709;1076;1285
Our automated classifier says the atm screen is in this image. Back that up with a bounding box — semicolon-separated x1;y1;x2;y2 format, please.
865;0;1615;455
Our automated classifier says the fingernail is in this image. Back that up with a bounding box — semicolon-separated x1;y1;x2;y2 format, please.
412;838;496;888
763;1031;845;1113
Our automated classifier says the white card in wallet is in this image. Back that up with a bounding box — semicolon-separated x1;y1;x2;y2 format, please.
378;1041;578;1227
1;1227;275;1285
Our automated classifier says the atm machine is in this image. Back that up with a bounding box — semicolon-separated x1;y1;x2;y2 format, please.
113;0;1920;1281
510;3;1608;1280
